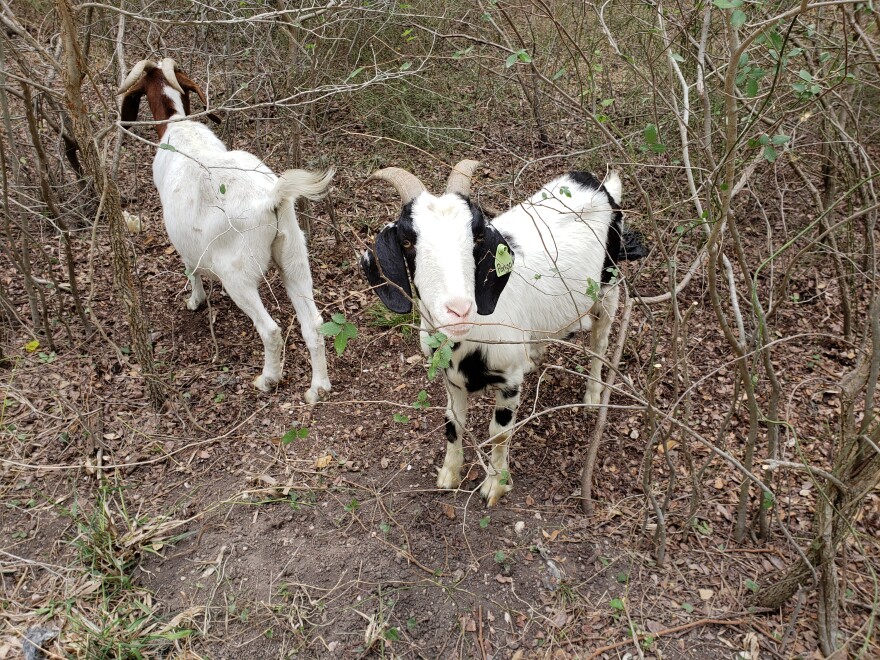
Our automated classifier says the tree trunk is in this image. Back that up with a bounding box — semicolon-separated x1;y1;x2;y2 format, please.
56;0;164;408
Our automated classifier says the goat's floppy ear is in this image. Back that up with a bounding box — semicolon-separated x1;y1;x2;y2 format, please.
119;82;145;124
473;221;514;315
361;225;413;314
175;70;222;124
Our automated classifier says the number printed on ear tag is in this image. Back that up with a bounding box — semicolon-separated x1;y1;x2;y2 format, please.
494;244;513;276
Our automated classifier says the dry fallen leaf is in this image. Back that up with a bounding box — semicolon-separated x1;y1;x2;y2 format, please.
495;574;513;584
541;529;560;541
442;503;456;520
699;588;714;601
164;246;176;254
657;439;679;453
314;454;333;469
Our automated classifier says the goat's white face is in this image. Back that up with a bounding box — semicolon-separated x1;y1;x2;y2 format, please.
408;193;479;338
362;188;514;341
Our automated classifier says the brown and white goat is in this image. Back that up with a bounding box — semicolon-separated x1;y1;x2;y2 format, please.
119;58;332;402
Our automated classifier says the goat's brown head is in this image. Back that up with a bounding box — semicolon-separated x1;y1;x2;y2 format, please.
118;58;221;137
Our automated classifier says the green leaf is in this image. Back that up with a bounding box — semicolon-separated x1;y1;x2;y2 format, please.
340;323;358;341
558;185;572;198
746;77;759;97
798;69;812;82
384;627;400;641
24;340;39;353
681;602;694;613
771;134;790;145
219;183;226;194
393;413;410;424
333;333;348;356
670;53;685;62
281;427;308;444
494;550;506;563
344;499;360;512
345;66;365;82
319;321;342;337
745;579;760;593
400;61;412;71
713;0;742;8
730;9;746;28
616;571;629;584
763;145;778;162
331;312;347;324
505;52;518;68
610;598;625;611
159;143;177;152
379;521;391;533
552;67;567;80
494;244;513;277
214;392;225;403
479;516;490;529
644;123;659;144
600;98;614;107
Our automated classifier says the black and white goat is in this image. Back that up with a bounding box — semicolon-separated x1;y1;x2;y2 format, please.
362;161;645;504
119;58;332;403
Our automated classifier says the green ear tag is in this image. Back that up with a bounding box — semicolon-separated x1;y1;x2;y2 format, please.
494;244;513;277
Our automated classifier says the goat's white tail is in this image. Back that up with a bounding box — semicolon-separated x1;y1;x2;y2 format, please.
603;170;622;205
273;168;335;206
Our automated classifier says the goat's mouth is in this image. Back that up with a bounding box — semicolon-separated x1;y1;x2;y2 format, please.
440;322;473;340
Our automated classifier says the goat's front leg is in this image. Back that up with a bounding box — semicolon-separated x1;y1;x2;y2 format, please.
584;286;619;408
221;277;283;391
185;267;207;310
481;383;521;506
437;377;468;490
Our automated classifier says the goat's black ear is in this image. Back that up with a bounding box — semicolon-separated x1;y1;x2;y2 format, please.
120;90;143;124
361;225;413;314
473;222;513;315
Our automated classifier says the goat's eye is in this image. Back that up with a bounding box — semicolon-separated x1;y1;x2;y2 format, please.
401;239;413;250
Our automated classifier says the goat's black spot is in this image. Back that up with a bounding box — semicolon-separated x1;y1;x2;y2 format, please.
494;408;513;426
457;349;506;393
568;171;603;190
445;419;457;442
500;386;519;400
601;207;623;284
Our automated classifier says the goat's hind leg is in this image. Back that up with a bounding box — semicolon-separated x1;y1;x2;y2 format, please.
185;266;207;310
221;275;283;392
481;382;521;506
272;229;331;403
584;285;619;408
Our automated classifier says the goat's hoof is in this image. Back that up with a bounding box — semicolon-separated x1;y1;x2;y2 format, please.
480;475;513;506
304;385;330;404
583;390;602;409
253;375;278;392
436;465;462;490
186;298;204;311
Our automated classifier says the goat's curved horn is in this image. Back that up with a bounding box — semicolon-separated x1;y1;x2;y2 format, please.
445;159;480;197
160;58;185;95
118;59;154;94
370;167;427;206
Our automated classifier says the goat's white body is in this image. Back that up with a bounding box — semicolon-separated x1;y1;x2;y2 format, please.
152;114;332;402
411;173;622;504
155;122;277;280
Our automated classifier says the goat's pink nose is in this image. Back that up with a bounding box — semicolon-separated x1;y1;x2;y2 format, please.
445;298;473;320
